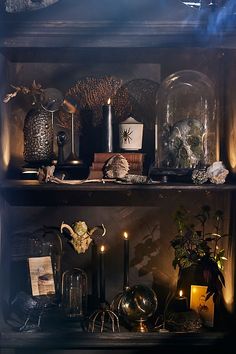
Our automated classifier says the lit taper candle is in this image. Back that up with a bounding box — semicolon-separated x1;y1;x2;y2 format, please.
99;245;106;303
102;98;113;152
123;232;129;290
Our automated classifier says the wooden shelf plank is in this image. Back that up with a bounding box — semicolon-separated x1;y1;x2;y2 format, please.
0;330;231;349
0;180;235;206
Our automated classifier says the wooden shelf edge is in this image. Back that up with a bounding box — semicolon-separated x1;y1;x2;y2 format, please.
0;180;235;206
0;330;231;349
1;179;236;190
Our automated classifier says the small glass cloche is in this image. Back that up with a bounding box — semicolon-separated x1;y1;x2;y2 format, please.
61;268;88;318
155;70;217;172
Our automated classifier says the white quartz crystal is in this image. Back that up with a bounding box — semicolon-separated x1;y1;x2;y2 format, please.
207;161;229;184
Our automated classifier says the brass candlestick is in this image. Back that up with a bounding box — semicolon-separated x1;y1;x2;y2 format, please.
41;87;63;164
63;96;83;165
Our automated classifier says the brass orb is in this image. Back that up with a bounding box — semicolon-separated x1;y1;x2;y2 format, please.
119;284;158;331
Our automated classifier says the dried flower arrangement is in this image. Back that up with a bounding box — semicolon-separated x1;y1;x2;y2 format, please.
3;81;74;130
3;81;44;104
171;205;228;301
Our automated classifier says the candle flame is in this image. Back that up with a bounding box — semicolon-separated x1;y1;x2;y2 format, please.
124;232;128;239
107;98;111;105
101;245;105;253
179;290;183;297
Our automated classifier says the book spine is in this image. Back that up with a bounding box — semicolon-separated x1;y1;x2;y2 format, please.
89;168;143;175
92;162;143;170
94;153;144;163
88;170;104;179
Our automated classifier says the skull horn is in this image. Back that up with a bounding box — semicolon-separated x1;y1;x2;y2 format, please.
61;222;76;239
89;223;106;237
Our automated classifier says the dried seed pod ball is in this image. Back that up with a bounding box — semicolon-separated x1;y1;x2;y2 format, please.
104;154;129;179
192;168;208;185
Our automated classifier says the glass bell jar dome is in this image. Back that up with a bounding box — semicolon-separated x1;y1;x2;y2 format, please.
62;268;88;318
155;70;217;172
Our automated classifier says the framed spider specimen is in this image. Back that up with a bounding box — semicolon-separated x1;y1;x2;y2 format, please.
121;128;133;144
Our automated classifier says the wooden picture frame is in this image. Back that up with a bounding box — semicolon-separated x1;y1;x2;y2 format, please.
28;256;55;296
190;285;214;327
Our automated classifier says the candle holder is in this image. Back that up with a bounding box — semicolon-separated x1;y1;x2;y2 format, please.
41;87;64;164
88;302;120;333
111;232;130;314
63;96;83;165
88;245;120;332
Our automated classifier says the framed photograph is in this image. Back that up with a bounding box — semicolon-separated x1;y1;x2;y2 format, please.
190;285;214;327
28;256;55;296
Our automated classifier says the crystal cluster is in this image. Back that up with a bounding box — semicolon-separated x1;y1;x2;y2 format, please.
192;161;229;185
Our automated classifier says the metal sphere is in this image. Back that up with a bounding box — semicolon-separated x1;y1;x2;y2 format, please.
119;284;158;322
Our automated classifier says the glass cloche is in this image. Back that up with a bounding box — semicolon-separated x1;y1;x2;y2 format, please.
155;70;217;175
61;268;88;318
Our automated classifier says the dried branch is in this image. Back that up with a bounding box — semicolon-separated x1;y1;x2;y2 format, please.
3;80;44;103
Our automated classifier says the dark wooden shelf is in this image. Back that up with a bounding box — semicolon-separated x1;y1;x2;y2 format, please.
0;330;232;350
0;180;235;206
1;0;236;59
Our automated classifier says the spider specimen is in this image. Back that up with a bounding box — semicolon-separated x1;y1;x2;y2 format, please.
121;128;133;144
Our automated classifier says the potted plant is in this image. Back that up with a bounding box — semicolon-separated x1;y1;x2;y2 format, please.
171;205;227;302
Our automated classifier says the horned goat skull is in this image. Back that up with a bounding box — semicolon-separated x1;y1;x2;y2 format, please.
61;221;106;254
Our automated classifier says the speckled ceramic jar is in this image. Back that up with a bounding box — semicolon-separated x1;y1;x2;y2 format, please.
23;106;53;163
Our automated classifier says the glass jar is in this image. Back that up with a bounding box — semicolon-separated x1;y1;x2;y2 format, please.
62;268;88;318
155;70;217;171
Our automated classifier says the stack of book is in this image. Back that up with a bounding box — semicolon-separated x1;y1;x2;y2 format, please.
88;152;145;179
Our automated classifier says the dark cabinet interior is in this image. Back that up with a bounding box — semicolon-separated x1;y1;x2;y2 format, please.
1;1;236;353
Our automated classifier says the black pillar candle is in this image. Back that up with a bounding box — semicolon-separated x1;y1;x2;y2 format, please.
99;245;106;303
102;98;113;152
123;232;129;290
173;290;188;312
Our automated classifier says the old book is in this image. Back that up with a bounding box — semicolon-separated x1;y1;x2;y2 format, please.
94;152;144;163
88;168;143;179
92;162;143;170
88;170;104;179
